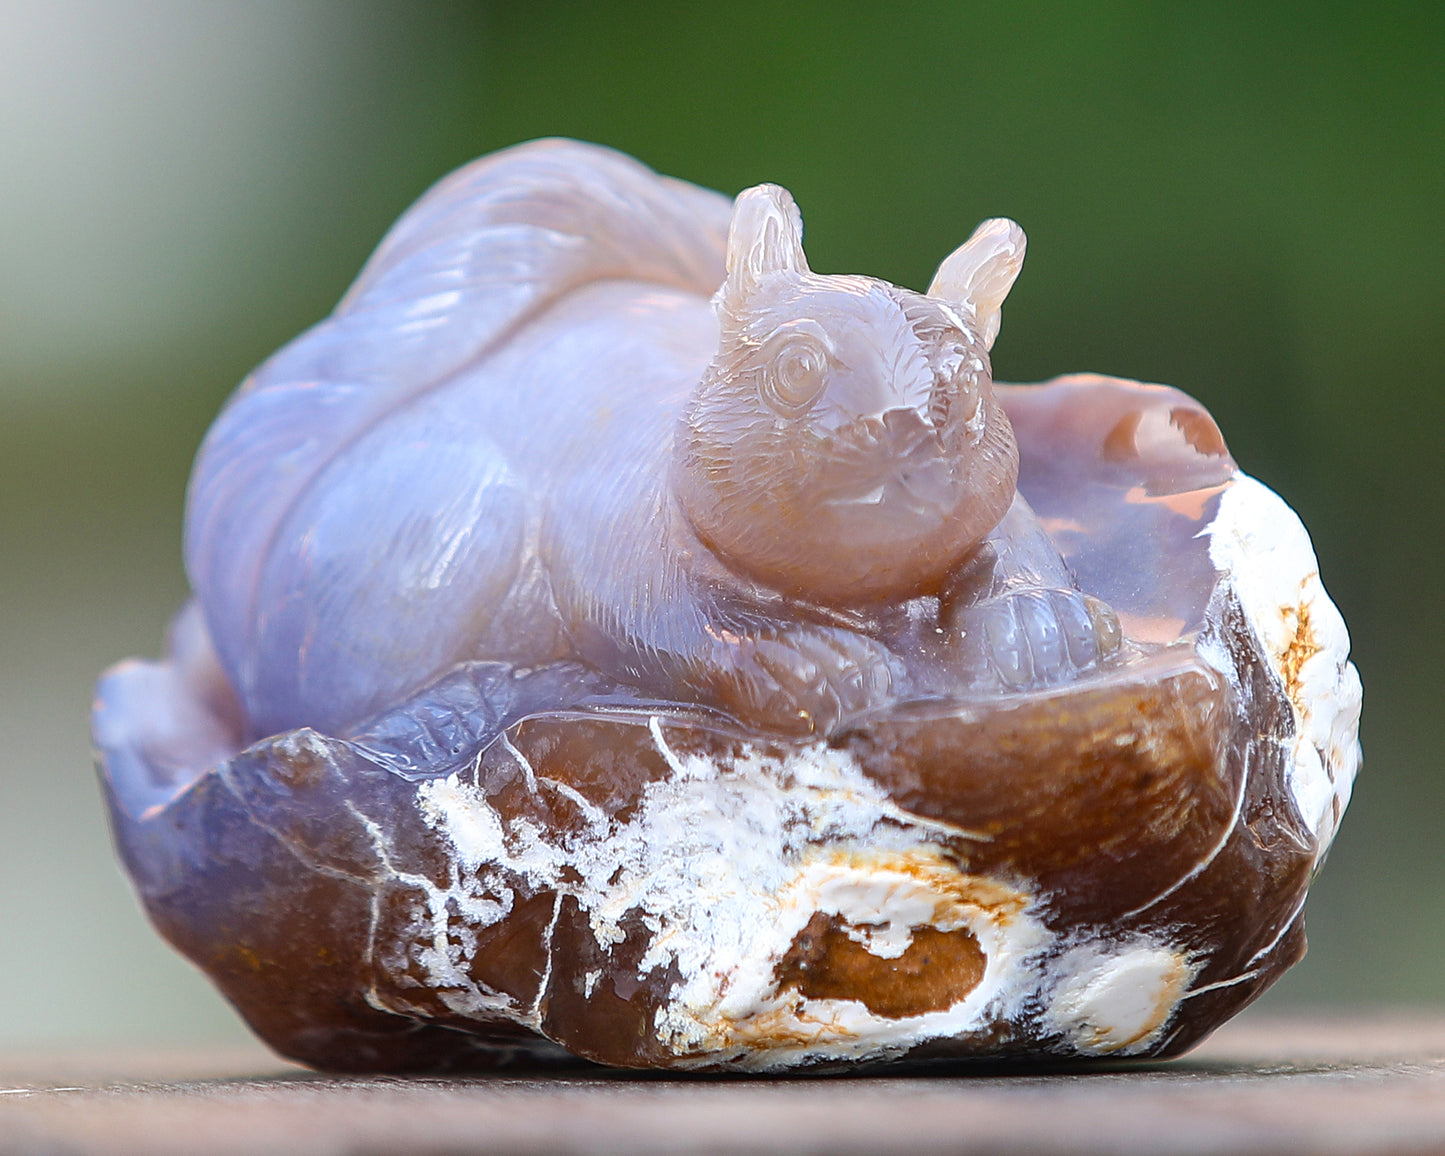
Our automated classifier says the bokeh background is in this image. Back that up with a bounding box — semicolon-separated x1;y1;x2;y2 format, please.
2;1;1441;1049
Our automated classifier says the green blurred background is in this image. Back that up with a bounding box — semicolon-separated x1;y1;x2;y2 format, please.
2;2;1440;1049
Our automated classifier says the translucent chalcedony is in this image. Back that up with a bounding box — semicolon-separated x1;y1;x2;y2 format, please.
94;140;1361;1072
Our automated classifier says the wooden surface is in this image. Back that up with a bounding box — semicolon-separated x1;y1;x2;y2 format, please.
2;1013;1443;1155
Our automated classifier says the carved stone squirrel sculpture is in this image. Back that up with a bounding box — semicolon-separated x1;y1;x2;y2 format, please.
186;139;1118;742
96;139;1361;1074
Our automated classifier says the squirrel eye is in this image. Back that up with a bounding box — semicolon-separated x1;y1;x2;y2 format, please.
762;336;829;412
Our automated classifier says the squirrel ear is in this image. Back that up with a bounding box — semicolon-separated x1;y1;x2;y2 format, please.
722;184;808;307
927;218;1026;350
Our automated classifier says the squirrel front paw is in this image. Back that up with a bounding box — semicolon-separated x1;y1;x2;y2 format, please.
711;626;897;737
943;587;1122;691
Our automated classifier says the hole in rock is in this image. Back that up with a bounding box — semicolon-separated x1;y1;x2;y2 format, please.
1168;406;1228;457
1101;411;1142;462
775;911;986;1019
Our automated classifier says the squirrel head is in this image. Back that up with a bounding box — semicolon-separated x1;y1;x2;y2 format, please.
674;184;1025;606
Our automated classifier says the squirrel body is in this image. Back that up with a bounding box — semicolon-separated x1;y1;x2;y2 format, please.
186;140;1116;740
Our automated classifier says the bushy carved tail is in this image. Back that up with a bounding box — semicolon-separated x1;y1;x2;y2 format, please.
186;140;732;717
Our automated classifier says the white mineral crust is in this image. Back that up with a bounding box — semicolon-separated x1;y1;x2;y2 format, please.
1204;472;1362;859
1042;942;1195;1055
412;722;1053;1068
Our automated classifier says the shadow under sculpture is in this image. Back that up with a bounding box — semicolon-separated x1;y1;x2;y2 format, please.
94;140;1361;1072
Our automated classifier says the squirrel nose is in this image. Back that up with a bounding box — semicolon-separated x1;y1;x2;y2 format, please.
879;406;939;450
